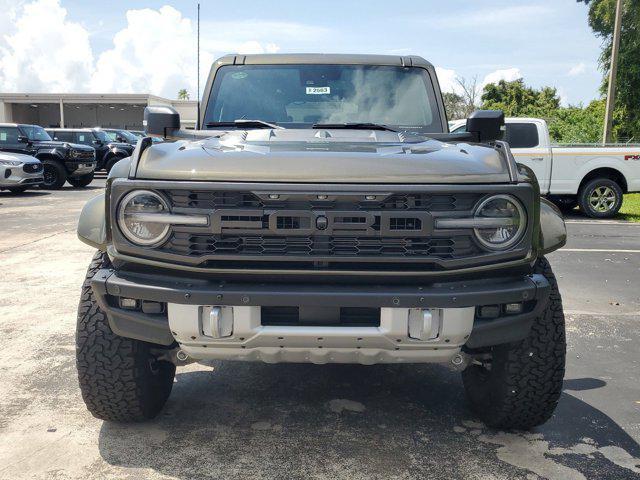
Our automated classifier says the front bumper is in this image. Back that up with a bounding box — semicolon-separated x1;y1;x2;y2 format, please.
91;269;550;364
0;165;43;188
66;161;96;176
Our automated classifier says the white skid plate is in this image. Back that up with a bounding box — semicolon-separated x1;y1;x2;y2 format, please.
168;304;475;365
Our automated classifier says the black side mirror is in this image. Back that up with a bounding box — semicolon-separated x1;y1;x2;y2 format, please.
144;105;180;138
18;135;29;143
466;110;505;142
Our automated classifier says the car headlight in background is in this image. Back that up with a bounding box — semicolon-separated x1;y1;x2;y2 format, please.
473;195;526;250
117;190;171;246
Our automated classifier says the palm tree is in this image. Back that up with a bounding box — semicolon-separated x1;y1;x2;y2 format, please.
177;89;190;100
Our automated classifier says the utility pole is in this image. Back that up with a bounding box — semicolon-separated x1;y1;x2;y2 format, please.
603;0;623;144
196;1;201;130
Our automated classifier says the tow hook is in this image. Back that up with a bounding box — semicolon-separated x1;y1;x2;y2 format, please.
450;352;472;371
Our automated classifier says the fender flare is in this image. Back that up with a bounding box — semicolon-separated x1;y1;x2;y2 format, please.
539;198;567;255
77;194;107;249
35;148;65;161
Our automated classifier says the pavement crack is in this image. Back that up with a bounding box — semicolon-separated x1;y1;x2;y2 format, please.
0;228;75;254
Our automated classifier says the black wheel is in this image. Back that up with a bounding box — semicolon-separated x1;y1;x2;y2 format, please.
76;251;176;422
67;172;94;188
105;156;124;173
462;257;566;430
578;178;623;218
41;160;67;189
7;186;29;193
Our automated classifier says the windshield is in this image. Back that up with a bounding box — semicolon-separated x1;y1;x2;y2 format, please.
93;130;111;142
20;125;52;141
204;64;442;132
118;130;139;143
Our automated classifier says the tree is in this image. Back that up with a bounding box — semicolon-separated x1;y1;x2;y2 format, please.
578;0;640;140
481;79;560;118
442;76;480;120
177;89;190;100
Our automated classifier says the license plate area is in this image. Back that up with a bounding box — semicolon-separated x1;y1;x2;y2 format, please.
261;306;380;327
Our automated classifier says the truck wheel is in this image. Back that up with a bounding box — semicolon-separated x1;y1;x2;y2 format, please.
462;257;565;430
41;160;67;189
578;178;623;218
67;172;94;188
76;251;176;422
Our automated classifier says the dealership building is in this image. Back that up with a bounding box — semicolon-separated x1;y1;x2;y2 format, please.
0;93;198;130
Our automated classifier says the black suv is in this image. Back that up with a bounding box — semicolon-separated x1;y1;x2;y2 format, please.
47;128;134;172
0;123;96;189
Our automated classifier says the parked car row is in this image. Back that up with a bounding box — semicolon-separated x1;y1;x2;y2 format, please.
0;124;143;193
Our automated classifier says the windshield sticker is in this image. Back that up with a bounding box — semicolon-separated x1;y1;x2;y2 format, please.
306;86;330;95
231;72;248;79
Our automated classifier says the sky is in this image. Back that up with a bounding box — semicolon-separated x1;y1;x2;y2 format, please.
0;0;605;106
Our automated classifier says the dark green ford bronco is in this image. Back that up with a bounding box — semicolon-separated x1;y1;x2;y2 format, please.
75;54;567;429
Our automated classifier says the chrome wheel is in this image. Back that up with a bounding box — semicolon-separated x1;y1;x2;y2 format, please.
589;186;617;213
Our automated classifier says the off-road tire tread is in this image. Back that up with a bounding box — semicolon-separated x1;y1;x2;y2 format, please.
462;257;566;429
76;251;175;422
41;160;67;189
67;172;94;188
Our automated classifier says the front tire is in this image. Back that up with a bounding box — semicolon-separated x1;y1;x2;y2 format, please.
67;172;94;188
105;156;124;173
76;251;176;422
578;178;623;218
462;257;566;430
41;160;67;189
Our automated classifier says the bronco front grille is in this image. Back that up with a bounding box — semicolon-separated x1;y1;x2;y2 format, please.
166;190;479;211
165;233;477;258
111;182;534;273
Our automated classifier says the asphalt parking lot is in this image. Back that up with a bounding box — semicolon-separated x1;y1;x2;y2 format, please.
0;180;639;480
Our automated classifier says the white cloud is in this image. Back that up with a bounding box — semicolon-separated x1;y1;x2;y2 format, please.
430;5;553;29
481;68;522;87
567;62;586;76
0;1;319;99
435;67;461;94
0;0;94;92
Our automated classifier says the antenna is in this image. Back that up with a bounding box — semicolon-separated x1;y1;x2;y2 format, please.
196;1;201;130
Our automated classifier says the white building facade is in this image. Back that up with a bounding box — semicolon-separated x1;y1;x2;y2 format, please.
0;93;198;130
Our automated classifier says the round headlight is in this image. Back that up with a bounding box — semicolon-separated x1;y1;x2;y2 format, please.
474;195;526;250
117;190;170;246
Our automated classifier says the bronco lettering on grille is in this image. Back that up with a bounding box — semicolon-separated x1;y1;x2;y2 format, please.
210;209;433;237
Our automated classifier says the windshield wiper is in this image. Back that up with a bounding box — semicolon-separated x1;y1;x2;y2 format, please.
312;122;397;132
205;120;283;129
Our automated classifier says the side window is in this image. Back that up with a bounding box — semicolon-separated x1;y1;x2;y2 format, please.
0;127;19;143
75;132;92;145
53;131;74;142
504;123;539;148
451;125;467;134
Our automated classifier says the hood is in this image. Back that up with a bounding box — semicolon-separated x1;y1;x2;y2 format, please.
0;151;40;163
108;142;134;150
135;129;512;184
33;140;94;152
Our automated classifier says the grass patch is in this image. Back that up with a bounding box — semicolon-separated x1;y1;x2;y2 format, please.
618;193;640;222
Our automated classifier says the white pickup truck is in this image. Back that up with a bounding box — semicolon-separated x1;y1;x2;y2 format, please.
449;117;640;217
